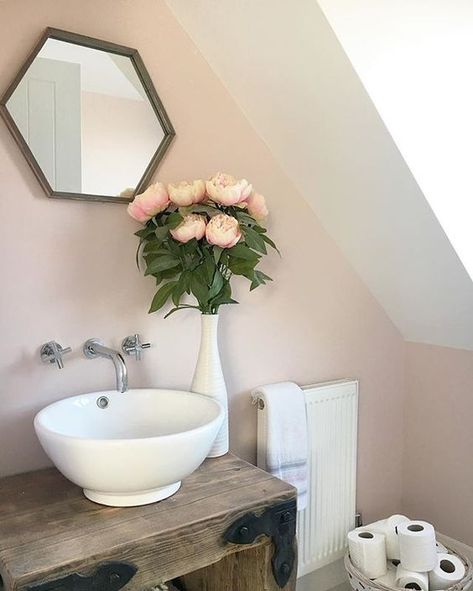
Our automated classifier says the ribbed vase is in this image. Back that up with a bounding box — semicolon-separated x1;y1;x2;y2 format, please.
191;313;229;457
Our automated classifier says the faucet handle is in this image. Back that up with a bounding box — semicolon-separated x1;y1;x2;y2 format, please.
122;334;151;361
40;341;72;370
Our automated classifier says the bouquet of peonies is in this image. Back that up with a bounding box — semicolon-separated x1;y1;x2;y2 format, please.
128;172;278;316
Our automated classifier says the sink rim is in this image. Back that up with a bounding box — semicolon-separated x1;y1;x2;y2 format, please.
34;388;224;444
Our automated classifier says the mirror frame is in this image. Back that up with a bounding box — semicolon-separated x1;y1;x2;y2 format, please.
0;28;175;204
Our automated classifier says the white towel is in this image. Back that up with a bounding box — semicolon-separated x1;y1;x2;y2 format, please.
252;381;308;510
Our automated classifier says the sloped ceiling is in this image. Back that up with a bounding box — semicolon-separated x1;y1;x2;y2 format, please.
165;0;473;350
318;0;473;284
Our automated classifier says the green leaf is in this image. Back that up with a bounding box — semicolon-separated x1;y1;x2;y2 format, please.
155;225;169;240
143;253;159;265
203;255;215;284
228;258;258;276
180;204;219;216
166;212;184;229
253;224;267;234
213;246;223;264
256;270;272;282
249;270;273;291
211;282;238;308
143;242;167;254
190;272;209;304
182;270;192;294
135;225;155;239
167;238;182;256
149;281;178;313
144;255;180;276
234;210;257;226
161;266;181;279
183;239;198;255
261;233;280;254
172;273;188;306
220;251;229;268
243;227;267;254
227;243;260;261
208;269;224;299
163;304;201;319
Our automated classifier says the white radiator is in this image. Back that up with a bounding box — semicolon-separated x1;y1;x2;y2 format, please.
255;379;358;578
297;380;358;577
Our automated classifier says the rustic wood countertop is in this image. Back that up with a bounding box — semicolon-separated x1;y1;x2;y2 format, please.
0;453;297;591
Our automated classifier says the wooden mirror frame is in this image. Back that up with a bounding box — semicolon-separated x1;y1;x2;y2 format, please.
0;28;175;204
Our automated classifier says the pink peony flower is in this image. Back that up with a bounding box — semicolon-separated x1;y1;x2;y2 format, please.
127;182;170;223
205;213;241;248
170;214;207;243
168;179;206;207
127;200;151;223
206;172;253;206
246;192;268;221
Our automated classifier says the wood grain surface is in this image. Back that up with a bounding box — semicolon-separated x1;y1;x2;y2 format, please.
179;539;297;591
0;454;296;591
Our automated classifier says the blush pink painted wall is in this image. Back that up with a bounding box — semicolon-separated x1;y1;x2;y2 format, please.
403;342;473;545
0;0;405;522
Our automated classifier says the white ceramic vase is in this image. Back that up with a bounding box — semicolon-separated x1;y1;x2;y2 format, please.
191;313;229;457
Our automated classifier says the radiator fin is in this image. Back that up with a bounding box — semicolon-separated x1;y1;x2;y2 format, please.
297;380;358;577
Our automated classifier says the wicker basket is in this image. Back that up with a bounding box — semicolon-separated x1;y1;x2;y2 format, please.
345;546;473;591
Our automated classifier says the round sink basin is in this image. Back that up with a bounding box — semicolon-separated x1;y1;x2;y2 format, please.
34;389;224;507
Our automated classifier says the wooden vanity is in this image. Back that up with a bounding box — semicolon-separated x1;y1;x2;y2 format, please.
0;454;297;591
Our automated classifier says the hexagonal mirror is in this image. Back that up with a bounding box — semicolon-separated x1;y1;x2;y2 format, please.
0;28;175;203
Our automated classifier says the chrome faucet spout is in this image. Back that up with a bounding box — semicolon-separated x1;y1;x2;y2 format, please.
83;339;128;393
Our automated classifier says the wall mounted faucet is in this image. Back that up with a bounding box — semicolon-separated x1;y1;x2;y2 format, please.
40;341;72;369
83;339;128;393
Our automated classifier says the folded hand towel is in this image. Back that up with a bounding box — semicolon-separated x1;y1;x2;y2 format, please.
252;381;308;510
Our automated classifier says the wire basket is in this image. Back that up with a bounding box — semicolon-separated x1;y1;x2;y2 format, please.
345;546;473;591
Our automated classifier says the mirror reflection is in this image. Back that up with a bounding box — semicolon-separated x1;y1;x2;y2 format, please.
5;37;171;199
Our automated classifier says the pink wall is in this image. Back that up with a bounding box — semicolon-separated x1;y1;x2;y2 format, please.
403;342;473;545
0;0;405;522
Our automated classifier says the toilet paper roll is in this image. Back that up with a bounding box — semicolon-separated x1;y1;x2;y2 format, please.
398;521;437;572
430;553;465;590
348;529;387;579
396;565;429;591
375;562;397;588
436;541;449;554
367;515;410;560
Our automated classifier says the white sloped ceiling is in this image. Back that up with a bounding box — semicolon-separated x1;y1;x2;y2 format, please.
166;0;473;350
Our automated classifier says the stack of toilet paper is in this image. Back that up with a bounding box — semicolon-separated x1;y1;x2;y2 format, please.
347;515;466;591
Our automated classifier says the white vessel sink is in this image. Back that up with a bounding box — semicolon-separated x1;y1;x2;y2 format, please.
34;389;224;507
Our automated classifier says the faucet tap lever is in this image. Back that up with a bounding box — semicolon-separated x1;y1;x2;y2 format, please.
122;334;151;361
40;341;72;370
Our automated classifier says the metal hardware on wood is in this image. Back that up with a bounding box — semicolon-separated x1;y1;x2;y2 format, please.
122;334;151;361
223;499;297;588
26;561;137;591
40;341;72;369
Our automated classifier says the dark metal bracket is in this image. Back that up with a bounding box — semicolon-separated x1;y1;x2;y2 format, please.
223;499;297;588
26;561;137;591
